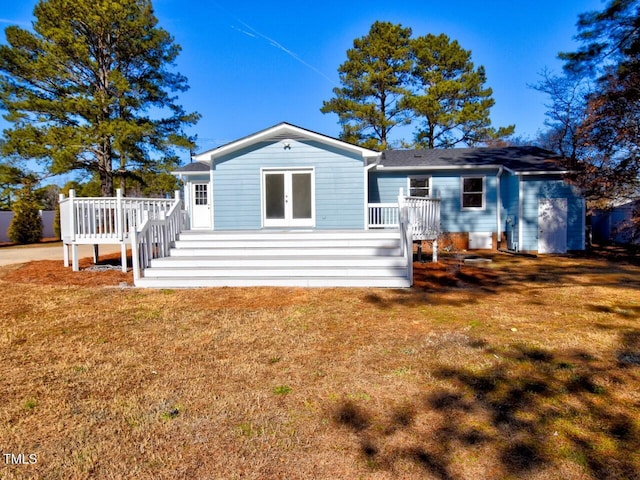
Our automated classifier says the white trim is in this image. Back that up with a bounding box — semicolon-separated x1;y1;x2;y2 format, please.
191;182;212;229
518;176;524;251
407;175;432;198
496;167;503;246
193;123;379;163
260;167;316;228
515;170;571;176
209;167;215;230
376;164;502;171
460;176;486;211
364;162;378;230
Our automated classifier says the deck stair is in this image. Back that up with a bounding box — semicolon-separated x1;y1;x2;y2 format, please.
135;230;411;288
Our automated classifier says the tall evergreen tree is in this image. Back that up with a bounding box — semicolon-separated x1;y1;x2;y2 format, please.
321;21;413;150
322;22;512;150
560;0;640;206
407;34;514;148
0;0;200;197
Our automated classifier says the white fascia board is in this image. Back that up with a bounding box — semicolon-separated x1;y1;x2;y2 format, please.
170;170;210;176
375;164;502;171
515;170;571;176
192;123;379;162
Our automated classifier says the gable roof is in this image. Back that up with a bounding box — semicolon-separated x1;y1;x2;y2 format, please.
191;122;380;163
378;146;568;174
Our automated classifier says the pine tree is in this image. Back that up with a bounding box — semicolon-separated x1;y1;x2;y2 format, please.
8;184;43;244
321;21;413;150
0;0;199;196
407;34;514;148
322;22;512;150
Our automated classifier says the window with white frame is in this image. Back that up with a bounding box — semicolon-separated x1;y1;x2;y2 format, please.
194;184;208;206
408;176;431;197
461;177;485;209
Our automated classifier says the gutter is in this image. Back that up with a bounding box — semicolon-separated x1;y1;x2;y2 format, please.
374;164;503;171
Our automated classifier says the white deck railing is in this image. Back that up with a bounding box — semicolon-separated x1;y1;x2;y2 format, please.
59;189;176;243
59;189;182;272
131;198;183;282
368;194;440;240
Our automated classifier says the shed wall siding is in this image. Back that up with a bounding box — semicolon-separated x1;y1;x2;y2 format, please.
212;140;364;230
370;170;499;233
520;177;585;251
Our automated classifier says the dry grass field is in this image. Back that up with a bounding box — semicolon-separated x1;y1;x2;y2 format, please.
0;249;639;479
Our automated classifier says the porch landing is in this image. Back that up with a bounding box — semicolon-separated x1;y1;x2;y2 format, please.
135;229;412;288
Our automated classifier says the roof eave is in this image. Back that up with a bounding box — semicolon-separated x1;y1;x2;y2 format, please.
515;170;571;176
193;122;379;161
375;164;503;171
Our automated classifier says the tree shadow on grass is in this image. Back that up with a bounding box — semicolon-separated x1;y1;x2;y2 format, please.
331;334;640;478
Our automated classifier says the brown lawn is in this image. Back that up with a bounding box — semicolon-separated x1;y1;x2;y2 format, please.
0;249;639;479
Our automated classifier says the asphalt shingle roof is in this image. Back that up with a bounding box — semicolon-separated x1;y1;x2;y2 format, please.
173;161;210;173
380;146;566;173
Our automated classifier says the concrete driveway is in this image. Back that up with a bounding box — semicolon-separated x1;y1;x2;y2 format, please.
0;243;123;266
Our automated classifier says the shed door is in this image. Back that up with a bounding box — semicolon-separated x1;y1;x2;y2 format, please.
263;169;314;228
538;198;567;253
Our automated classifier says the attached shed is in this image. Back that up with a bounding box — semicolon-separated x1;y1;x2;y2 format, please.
371;146;586;254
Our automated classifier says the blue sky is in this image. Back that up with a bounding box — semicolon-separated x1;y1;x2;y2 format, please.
2;0;605;158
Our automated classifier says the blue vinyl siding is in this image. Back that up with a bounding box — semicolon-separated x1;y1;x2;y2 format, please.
212;139;364;230
370;170;499;233
520;177;585;251
501;173;520;245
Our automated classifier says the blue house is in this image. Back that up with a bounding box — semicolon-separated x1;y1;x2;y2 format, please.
176;122;585;255
59;122;585;288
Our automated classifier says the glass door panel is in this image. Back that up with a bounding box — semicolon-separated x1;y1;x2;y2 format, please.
265;173;285;220
291;173;312;220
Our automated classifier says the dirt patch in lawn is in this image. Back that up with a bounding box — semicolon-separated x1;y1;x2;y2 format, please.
1;251;133;287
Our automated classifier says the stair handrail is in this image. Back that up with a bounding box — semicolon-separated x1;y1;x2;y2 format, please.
398;190;414;287
131;193;183;283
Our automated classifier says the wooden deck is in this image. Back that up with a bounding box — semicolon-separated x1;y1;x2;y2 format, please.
59;190;440;287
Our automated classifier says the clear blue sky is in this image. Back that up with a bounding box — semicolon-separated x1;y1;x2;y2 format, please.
2;0;605;157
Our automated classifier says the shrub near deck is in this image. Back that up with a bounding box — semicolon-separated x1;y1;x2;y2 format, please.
0;253;639;479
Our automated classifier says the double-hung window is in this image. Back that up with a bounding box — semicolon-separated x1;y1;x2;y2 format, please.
408;176;431;197
462;177;485;209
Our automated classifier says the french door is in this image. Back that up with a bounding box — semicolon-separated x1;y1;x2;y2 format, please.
262;169;314;227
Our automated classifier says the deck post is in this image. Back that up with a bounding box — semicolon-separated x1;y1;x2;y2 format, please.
68;189;76;242
121;242;128;273
131;224;140;281
432;238;438;263
115;189;127;271
59;193;69;267
63;242;69;267
93;244;99;263
71;243;79;271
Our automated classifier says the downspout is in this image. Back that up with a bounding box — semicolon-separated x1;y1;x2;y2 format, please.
496;166;503;250
518;175;523;252
209;156;215;230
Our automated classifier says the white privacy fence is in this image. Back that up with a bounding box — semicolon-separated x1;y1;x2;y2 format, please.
0;210;55;243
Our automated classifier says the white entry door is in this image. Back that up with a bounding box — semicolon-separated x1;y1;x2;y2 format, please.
191;182;211;229
263;169;314;228
538;198;567;253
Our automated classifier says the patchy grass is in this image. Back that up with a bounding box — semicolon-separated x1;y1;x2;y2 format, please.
0;251;639;479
